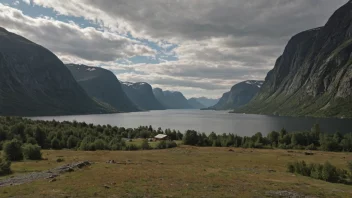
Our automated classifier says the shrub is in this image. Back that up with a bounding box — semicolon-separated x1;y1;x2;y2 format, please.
93;139;107;150
140;139;150;150
0;157;11;176
2;139;23;161
67;135;79;149
51;138;61;150
56;158;64;163
322;162;338;182
22;144;42;160
109;138;125;150
26;137;37;145
125;144;139;151
310;163;323;180
156;141;177;149
305;143;317;150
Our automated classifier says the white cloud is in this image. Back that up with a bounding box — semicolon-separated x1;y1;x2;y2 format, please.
2;0;349;98
22;0;30;5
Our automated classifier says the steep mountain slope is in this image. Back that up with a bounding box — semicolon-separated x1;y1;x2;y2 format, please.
0;27;109;116
67;64;138;112
153;88;193;109
187;98;206;109
192;97;219;108
121;82;165;110
239;1;352;118
209;80;263;110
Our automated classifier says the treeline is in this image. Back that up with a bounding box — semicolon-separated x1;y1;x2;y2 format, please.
0;117;182;152
183;124;352;152
287;161;352;184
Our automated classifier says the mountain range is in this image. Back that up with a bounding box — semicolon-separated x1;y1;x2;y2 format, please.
0;28;109;116
238;1;352;118
190;97;219;108
208;80;263;110
121;82;165;110
66;64;138;113
153;88;194;109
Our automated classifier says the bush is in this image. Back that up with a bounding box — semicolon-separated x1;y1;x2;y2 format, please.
51;138;61;150
0;157;11;176
67;135;79;149
156;141;177;149
109;138;125;150
140;139;150;150
93;139;107;150
22;144;42;160
2;139;23;161
322;162;338;182
26;137;38;145
125;144;139;151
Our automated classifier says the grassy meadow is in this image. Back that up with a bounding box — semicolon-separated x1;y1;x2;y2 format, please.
0;146;351;198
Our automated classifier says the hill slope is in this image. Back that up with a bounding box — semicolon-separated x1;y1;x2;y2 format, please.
209;80;263;110
121;82;165;110
0;28;108;116
239;1;352;118
67;64;138;112
187;98;206;109
192;97;219;108
153;88;193;109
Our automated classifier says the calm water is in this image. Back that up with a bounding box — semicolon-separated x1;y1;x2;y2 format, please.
30;110;352;136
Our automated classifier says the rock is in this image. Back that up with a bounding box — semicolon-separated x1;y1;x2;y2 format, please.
67;64;139;112
228;149;234;152
103;185;110;189
208;81;263;110
268;169;276;173
121;82;165;110
49;178;57;183
238;1;352;118
0;28;111;116
106;160;116;164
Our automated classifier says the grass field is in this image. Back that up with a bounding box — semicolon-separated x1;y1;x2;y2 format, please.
0;147;351;198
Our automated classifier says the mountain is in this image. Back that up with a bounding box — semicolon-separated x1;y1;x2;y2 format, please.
209;80;263;110
0;27;110;116
66;64;138;112
187;98;206;109
238;1;352;118
192;97;219;107
121;82;165;110
153;88;193;109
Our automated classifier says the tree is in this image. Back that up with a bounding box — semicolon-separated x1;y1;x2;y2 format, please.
267;131;279;146
321;162;337;182
93;139;106;150
140;139;150;150
67;135;79;149
0;157;11;176
34;126;46;148
22;144;42;160
183;130;199;146
51;137;61;150
2;139;23;161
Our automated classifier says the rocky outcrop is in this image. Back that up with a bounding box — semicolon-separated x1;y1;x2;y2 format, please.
239;1;352;118
121;82;165;110
209;80;263;110
0;28;109;116
67;64;139;112
153;88;193;109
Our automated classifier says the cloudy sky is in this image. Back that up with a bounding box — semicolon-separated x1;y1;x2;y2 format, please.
0;0;348;98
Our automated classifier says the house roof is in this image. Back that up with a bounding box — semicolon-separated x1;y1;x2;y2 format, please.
154;134;168;139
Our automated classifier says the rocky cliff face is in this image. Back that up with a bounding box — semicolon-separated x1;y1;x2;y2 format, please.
67;64;138;112
210;80;263;110
0;28;108;116
239;1;352;118
153;88;193;109
121;82;165;110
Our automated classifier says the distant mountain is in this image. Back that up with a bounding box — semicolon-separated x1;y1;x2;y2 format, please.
239;1;352;118
153;88;193;109
209;80;263;110
121;82;165;110
187;98;206;109
191;97;219;107
66;64;138;112
0;27;109;116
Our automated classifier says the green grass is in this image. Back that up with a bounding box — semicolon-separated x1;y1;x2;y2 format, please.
0;147;351;197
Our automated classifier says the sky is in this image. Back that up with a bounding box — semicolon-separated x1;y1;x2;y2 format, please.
0;0;348;99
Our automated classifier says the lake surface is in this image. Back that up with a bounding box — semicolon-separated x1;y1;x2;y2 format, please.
30;110;352;136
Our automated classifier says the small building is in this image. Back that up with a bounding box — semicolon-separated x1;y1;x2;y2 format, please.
154;134;168;141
